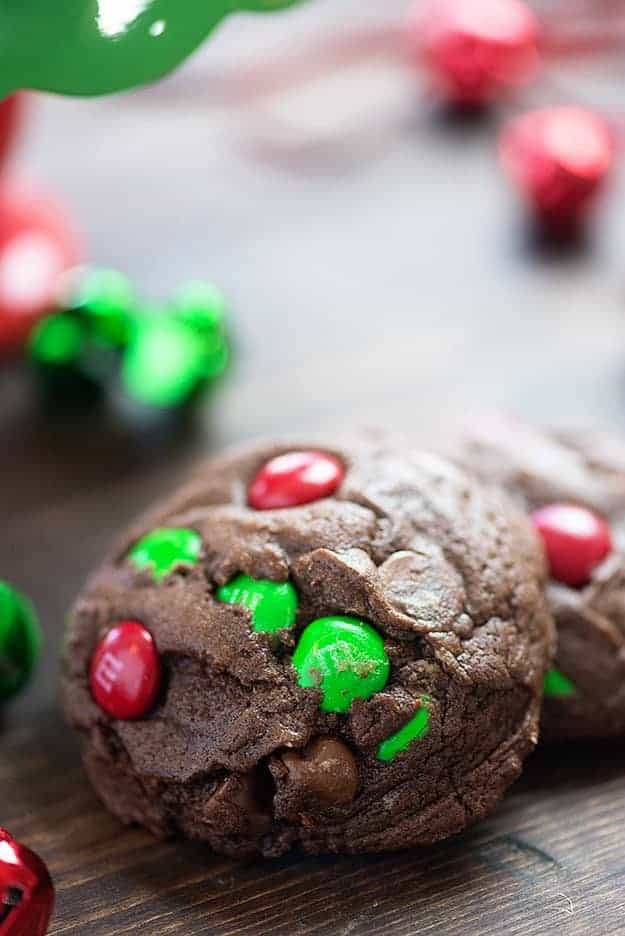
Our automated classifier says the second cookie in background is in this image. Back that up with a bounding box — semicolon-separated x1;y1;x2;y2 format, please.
455;415;625;743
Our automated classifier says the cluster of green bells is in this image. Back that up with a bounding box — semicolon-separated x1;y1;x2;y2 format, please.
28;269;230;412
0;0;302;98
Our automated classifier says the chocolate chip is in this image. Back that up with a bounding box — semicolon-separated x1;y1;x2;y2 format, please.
280;737;359;806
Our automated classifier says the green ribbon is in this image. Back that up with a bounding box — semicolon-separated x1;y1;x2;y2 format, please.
0;0;302;97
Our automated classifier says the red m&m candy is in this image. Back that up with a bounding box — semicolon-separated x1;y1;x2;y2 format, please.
90;621;161;720
248;451;345;510
532;503;612;588
407;0;540;106
0;828;54;936
499;107;614;228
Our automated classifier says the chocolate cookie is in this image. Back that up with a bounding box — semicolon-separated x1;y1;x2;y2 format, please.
457;415;625;743
62;436;552;857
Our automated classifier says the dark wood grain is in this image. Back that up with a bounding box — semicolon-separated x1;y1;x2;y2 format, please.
3;2;625;933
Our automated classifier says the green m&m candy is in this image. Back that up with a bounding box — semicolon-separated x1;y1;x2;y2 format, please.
292;616;390;714
128;528;202;582
0;581;42;702
543;666;576;698
216;574;298;634
377;698;431;762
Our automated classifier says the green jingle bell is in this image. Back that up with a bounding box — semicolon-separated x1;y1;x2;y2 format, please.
28;303;127;403
172;282;230;381
28;312;83;369
71;268;137;348
121;315;221;409
172;281;227;338
27;312;105;403
0;581;42;702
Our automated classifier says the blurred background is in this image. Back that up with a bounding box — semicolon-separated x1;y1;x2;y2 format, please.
7;0;625;442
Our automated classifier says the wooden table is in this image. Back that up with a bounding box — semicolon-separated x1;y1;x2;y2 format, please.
2;2;625;932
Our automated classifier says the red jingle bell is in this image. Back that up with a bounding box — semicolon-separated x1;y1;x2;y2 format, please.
0;828;54;936
406;0;540;106
0;181;81;357
499;107;614;228
532;503;613;588
90;620;161;720
248;450;345;510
